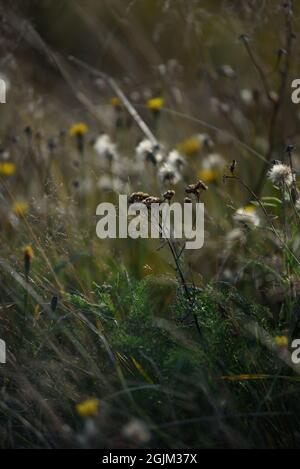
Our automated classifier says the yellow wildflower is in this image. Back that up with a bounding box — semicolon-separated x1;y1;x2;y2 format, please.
243;205;256;214
274;335;288;347
198;169;218;183
23;245;34;278
23;245;34;262
76;398;100;417
0;162;16;176
177;137;202;156
146;97;164;112
12;201;29;217
110;96;121;107
69;123;88;137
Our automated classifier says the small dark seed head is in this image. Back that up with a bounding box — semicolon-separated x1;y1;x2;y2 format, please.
163;190;175;201
128;192;150;204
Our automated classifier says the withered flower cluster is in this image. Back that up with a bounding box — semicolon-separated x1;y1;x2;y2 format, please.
185;180;208;201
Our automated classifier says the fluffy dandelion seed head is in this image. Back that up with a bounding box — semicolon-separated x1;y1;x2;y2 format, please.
94;134;118;161
12;201;29;217
240;89;254;105
158;163;181;185
97;175;113;192
136;139;162;165
295;199;300;212
233;205;260;227
75;398;100;418
69;123;88;137
202;153;226;171
226;228;247;247
167;150;185;170
0;162;16;176
146;97;164;112
218;64;236;79
267;163;293;187
274;335;288;347
122;418;151;444
198;133;214;149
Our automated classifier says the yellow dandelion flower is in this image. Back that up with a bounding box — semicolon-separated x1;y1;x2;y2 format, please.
12;201;29;217
274;335;288;347
23;245;34;261
110;96;121;107
69;123;88;137
177;138;202;156
23;245;34;278
76;398;100;417
198;169;219;183
0;162;16;176
243;205;256;214
146;97;164;112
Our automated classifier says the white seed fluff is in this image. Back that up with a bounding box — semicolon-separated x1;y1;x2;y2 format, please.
267;164;293;187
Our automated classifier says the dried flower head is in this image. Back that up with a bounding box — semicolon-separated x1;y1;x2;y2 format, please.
229;159;237;174
267;163;293;187
185;180;208;194
128;192;150;204
143;196;163;208
163;190;175;201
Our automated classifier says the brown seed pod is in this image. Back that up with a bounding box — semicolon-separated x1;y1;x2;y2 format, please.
163;190;175;201
128;192;150;204
143;196;163;208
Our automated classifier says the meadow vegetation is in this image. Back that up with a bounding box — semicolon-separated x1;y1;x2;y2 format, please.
1;0;300;448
